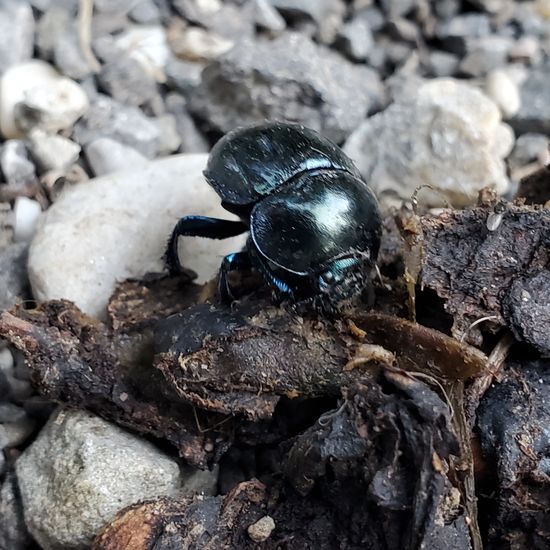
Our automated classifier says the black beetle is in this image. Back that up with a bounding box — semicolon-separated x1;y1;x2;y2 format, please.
165;122;382;306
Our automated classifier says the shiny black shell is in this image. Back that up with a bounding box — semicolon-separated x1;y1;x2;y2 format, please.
204;122;361;209
250;169;381;275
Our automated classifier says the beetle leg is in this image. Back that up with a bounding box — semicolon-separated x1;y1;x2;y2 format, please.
219;252;251;302
248;247;295;301
165;216;248;274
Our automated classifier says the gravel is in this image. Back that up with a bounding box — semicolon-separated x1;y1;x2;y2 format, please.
0;1;549;546
190;32;385;143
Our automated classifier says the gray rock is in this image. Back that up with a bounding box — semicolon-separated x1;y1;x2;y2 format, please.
174;0;255;41
32;0;78;12
469;0;513;14
0;0;35;73
426;51;459;77
97;56;158;106
0;404;27;424
508;36;541;64
36;6;70;60
0;243;29;311
270;0;342;23
0;417;35;449
0;203;13;248
129;0;161;24
386;17;420;45
334;17;374;62
28;155;247;318
151;114;182;156
111;26;171;84
0;472;32;550
73;95;161;159
4;375;32;402
165;94;209;153
510;65;550;135
458;36;511;77
94;0;138;13
84;138;148;177
0;348;14;375
16;409;183;550
0;141;36;187
512;3;547;37
379;0;417;17
432;0;460;19
383;38;413;68
254;0;286;32
165;56;204;97
28;130;81;172
190;33;385;143
355;6;385;32
91;10;129;36
436;13;492;55
0;371;10;405
508;133;549;169
53;26;94;80
344;78;513;208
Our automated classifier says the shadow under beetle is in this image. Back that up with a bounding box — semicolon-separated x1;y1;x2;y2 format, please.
165;122;382;307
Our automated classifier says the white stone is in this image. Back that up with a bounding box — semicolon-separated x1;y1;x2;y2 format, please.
0;60;89;139
114;25;170;83
13;197;42;243
485;69;521;119
248;515;276;542
85;138;148;177
16;409;182;550
28;154;247;318
344;78;513;208
170;26;234;62
28;129;81;171
0;348;14;374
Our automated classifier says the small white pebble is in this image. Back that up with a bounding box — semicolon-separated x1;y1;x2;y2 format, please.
248;515;275;543
486;212;503;232
485;69;521;119
0;348;14;374
13;197;42;242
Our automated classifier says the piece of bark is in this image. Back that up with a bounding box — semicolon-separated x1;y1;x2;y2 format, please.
107;272;203;332
420;204;550;352
94;480;268;550
154;302;486;419
0;301;223;467
476;357;550;549
503;272;550;356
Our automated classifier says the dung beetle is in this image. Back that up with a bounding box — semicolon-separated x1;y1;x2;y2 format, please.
165;122;382;307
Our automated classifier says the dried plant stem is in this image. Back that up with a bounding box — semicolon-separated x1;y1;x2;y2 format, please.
78;0;101;73
465;331;515;428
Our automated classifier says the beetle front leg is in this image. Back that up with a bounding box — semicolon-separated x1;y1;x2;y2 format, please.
218;252;252;302
164;216;248;275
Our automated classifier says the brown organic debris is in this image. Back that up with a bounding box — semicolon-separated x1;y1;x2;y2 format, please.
95;377;472;549
94;480;269;550
420;203;550;352
154;302;485;419
0;301;224;467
